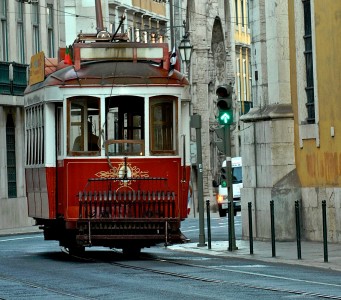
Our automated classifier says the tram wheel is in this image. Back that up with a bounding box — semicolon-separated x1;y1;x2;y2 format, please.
67;246;85;256
122;247;141;257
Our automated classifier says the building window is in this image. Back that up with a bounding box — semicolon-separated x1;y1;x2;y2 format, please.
47;4;54;57
302;0;314;123
247;0;250;29
32;2;40;54
243;59;247;101
248;60;252;101
0;0;8;61
142;31;148;43
235;0;239;26
241;0;245;27
135;28;140;42
6;114;17;198
236;58;241;101
16;1;25;63
295;0;318;146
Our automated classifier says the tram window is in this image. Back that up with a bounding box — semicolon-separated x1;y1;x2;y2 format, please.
68;96;100;155
105;96;144;156
25;104;44;166
150;97;177;155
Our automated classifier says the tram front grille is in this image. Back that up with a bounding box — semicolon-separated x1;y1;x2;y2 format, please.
78;190;177;219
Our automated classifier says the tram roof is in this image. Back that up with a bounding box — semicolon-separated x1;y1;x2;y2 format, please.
25;60;188;94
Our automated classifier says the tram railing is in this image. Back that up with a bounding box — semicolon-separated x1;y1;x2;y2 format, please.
78;189;176;219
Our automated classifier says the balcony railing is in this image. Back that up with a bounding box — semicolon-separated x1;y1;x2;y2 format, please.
0;62;28;96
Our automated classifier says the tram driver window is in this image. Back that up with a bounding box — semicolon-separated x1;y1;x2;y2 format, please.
105;96;145;156
68;97;100;155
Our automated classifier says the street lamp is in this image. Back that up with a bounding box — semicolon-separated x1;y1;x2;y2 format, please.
178;34;192;72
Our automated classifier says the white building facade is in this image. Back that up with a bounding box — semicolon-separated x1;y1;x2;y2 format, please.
0;0;65;229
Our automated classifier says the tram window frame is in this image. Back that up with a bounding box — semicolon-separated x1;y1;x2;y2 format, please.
67;96;100;156
149;96;177;155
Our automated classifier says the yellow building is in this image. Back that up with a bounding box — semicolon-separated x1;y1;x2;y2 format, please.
234;0;252;115
234;0;252;155
289;0;341;241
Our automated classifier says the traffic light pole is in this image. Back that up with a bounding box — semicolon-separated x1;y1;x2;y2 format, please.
215;84;236;250
224;124;237;251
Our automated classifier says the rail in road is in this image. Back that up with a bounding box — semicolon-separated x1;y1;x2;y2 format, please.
0;226;340;299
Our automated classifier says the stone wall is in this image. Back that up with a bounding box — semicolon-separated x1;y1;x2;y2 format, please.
301;188;341;242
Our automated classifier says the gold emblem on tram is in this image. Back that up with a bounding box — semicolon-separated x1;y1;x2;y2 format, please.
95;162;149;186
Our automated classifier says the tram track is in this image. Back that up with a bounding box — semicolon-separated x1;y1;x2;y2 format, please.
0;272;96;300
63;247;341;299
112;260;341;299
0;245;339;299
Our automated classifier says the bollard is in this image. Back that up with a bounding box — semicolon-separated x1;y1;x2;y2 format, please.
270;200;276;257
248;202;253;255
206;200;211;250
322;200;328;262
295;200;302;260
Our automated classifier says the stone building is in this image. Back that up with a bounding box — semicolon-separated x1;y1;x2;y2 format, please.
0;0;65;230
241;0;341;243
181;0;251;210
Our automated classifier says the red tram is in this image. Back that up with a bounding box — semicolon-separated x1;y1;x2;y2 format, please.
24;4;191;254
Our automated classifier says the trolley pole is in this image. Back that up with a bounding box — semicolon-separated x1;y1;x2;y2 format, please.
169;0;175;50
190;115;206;247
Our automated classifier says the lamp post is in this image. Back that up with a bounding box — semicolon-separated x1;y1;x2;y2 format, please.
178;34;192;74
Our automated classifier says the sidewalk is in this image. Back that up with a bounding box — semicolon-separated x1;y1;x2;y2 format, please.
0;225;41;237
169;239;341;272
0;225;340;272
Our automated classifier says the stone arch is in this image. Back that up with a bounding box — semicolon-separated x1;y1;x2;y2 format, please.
211;17;226;84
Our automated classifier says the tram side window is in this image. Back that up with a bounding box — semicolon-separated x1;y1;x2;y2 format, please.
68;97;100;155
150;97;177;155
25;104;44;166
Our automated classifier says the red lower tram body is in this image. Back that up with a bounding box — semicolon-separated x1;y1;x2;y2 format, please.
26;157;190;252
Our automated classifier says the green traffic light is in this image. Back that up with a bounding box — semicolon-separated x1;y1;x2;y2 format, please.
221;180;227;187
218;110;233;125
216;85;233;125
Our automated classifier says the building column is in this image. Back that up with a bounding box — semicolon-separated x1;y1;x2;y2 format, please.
191;47;213;202
15;107;25;198
240;0;298;241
